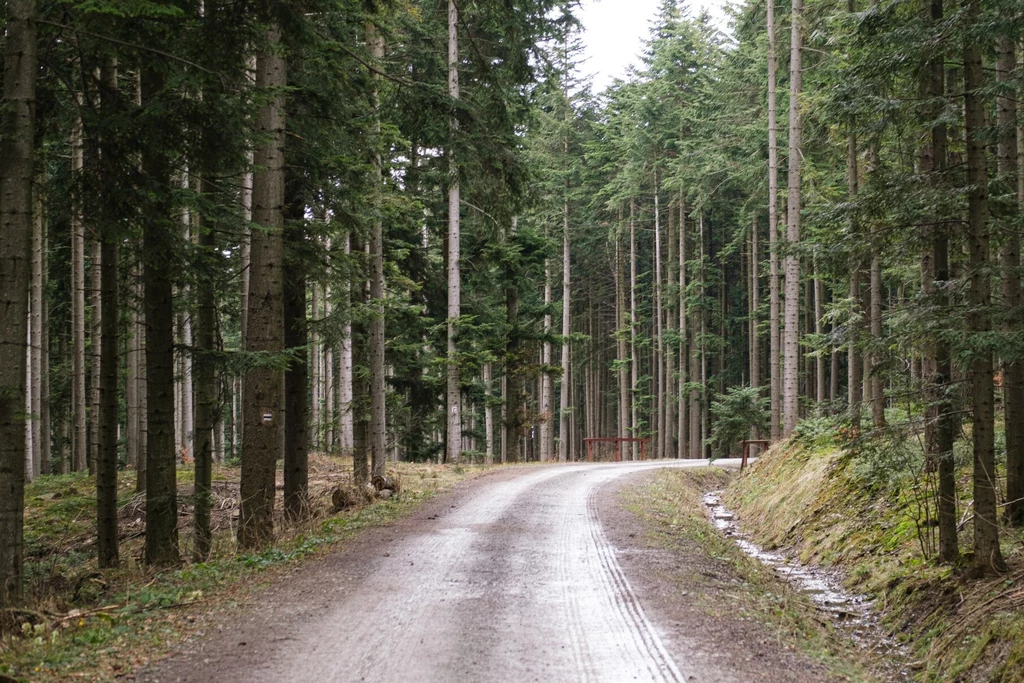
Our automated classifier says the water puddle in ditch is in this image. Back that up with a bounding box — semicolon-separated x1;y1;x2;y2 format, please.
702;490;909;681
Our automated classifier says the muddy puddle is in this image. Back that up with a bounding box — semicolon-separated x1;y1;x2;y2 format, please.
702;490;909;681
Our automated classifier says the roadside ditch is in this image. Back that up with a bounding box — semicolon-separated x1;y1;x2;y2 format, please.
702;489;909;681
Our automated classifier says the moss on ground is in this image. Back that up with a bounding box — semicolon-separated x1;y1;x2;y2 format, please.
727;428;1024;682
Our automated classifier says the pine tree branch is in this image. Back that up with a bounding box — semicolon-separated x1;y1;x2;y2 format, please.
312;29;415;88
38;20;224;79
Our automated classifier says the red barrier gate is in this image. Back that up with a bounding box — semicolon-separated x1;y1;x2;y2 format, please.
582;437;650;462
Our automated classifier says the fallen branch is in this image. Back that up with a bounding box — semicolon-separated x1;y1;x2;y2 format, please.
55;597;203;624
55;603;126;623
956;501;974;532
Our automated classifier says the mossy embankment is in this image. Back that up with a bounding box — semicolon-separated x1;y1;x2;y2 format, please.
726;425;1024;682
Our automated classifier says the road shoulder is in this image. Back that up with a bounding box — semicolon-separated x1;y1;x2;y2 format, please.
597;466;873;683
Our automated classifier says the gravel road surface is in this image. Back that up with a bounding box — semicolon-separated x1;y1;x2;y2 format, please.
141;460;745;683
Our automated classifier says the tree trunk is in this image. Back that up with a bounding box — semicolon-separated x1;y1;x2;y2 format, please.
174;322;183;461
366;25;389;481
919;24;958;561
89;237;102;473
934;231;959;564
699;213;709;458
559;198;571;463
181;281;195;462
678;197;688;457
504;219;522;464
830;342;839;403
239;25;286;549
351;237;371;485
72;108;88;473
616;228;629;444
654;174;665;460
484;363;494;463
351;343;369;470
39;188;50;476
327;298;338;451
869;245;885;428
215;402;225;464
540;256;552;462
666;201;677;455
782;0;803;438
847;131;863;430
96;57;120;569
629;200;639;460
135;267;149;493
997;36;1024;526
309;283;320;451
282;166;308;519
142;66;180;566
29;169;44;478
321;284;330;451
126;258;141;473
689;333;700;459
193;167;218;559
445;0;462;464
591;296;599;443
367;25;388;479
751;216;761;399
0;0;36;605
25;314;32;480
767;0;782;442
96;227;119;568
813;253;825;408
59;407;69;475
339;287;351;454
237;57;255;456
500;372;508;464
963;6;1006;575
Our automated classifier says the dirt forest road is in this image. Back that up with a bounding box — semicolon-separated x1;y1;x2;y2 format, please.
141;460;753;683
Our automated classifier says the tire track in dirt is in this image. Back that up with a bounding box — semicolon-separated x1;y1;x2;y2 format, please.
586;481;684;682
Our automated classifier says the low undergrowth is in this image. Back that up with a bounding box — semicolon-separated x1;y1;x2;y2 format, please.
727;421;1024;682
0;455;493;682
625;466;874;680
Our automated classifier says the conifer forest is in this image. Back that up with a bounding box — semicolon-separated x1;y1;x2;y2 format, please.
2;0;1024;679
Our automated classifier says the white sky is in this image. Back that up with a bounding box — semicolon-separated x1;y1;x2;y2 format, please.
577;0;731;92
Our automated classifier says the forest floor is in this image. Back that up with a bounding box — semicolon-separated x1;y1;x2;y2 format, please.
727;424;1024;682
0;454;492;681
